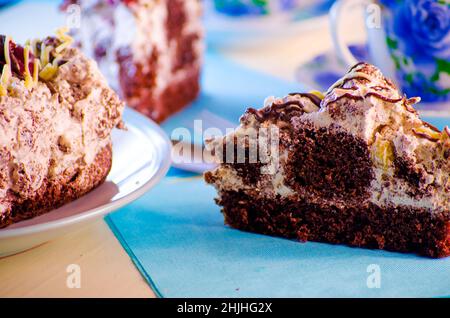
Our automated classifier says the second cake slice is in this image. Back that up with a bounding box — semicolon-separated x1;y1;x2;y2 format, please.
205;63;450;258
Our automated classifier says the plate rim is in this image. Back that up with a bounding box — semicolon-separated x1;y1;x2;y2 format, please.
0;107;172;238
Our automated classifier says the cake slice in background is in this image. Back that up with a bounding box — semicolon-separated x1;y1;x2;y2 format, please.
205;63;450;258
62;0;203;122
0;29;124;228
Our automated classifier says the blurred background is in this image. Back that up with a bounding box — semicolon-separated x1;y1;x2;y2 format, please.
0;0;353;90
1;0;448;113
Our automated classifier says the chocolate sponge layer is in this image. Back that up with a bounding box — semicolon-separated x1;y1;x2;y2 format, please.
217;190;450;258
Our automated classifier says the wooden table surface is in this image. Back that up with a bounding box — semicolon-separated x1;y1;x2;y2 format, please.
0;12;365;297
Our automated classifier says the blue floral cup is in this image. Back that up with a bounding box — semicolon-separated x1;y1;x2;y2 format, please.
330;0;450;103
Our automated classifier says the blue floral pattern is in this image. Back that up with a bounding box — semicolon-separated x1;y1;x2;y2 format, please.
381;0;450;102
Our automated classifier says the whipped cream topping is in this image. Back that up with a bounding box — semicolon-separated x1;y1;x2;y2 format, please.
311;63;449;211
73;0;203;98
207;63;449;212
0;45;124;206
207;93;320;198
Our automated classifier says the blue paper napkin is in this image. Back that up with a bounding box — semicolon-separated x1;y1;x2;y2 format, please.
106;52;450;298
106;177;450;298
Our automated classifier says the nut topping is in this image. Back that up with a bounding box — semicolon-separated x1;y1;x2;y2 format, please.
373;136;394;170
0;28;73;96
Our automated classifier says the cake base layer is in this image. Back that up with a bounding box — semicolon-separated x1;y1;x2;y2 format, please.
157;68;200;122
217;190;450;258
0;144;113;228
118;51;201;123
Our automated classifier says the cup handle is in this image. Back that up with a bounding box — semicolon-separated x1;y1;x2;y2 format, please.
330;0;371;67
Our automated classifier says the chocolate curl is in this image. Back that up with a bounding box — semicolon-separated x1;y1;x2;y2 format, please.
412;128;440;142
444;126;450;138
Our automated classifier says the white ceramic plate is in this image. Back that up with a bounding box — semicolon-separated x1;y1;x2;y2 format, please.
0;107;171;257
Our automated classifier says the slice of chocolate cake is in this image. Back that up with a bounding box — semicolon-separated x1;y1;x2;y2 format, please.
62;0;203;122
205;63;450;258
0;30;124;228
